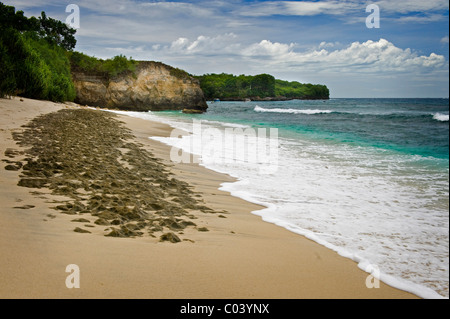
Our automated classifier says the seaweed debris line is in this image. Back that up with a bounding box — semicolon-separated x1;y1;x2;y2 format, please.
8;108;218;242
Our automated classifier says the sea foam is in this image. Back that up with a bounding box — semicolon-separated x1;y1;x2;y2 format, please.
106;108;449;299
254;105;332;115
433;113;449;122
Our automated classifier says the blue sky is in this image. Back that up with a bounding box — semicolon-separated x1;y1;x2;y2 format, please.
6;0;449;98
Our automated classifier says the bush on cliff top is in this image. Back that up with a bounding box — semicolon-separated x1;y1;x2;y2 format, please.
69;51;137;79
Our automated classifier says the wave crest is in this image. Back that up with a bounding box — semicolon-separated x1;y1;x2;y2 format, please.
433;113;449;122
254;105;332;115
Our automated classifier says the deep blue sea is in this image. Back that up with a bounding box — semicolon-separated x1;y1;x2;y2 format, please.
111;98;449;299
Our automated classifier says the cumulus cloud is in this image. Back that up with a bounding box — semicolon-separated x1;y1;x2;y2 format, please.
242;40;296;57
165;33;240;55
160;36;446;75
275;39;443;74
318;41;342;49
325;39;446;72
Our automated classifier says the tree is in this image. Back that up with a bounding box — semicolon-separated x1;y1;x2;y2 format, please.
0;2;37;30
38;11;76;51
1;3;76;50
102;54;136;77
196;73;329;100
0;31;16;97
251;74;275;97
0;3;77;101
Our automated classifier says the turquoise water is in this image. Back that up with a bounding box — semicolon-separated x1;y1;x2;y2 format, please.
114;98;449;298
179;98;449;160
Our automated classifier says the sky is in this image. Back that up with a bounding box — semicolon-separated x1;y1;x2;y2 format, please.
5;0;450;98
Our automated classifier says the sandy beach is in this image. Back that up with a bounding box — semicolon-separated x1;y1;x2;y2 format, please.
0;97;418;299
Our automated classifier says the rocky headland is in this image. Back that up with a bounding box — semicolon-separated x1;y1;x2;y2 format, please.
72;61;208;113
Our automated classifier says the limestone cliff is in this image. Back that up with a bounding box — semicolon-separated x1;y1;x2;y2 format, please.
72;61;208;112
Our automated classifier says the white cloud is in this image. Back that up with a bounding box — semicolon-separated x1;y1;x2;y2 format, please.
374;0;449;14
242;40;296;57
155;36;447;75
393;14;447;23
8;0;449;27
5;0;61;8
166;33;240;55
237;0;449;17
238;1;359;17
441;36;449;44
319;39;446;72
318;41;342;49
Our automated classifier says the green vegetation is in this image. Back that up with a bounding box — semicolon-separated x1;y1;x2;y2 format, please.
0;4;76;51
37;11;76;51
0;2;76;101
196;73;329;100
0;3;135;101
69;51;137;79
275;79;329;99
0;28;76;101
195;73;275;100
169;66;191;81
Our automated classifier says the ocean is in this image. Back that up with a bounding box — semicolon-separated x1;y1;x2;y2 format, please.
111;98;449;299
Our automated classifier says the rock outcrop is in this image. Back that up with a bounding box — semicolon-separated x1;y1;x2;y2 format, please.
72;61;208;112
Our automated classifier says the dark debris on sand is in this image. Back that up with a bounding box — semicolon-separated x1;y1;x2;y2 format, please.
7;108;218;242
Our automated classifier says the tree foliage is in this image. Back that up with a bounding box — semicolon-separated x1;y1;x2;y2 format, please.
0;2;76;100
0;2;76;50
69;51;137;79
196;73;329;100
196;73;276;100
0;3;39;32
275;79;329;99
37;11;76;51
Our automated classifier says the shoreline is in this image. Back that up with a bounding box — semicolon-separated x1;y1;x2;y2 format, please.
112;107;446;300
0;97;418;299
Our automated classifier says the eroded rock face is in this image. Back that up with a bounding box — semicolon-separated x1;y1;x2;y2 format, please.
72;61;208;112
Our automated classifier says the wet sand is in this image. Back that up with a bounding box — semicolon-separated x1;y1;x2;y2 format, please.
0;97;418;299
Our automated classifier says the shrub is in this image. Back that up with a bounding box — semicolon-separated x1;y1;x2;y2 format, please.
69;52;137;80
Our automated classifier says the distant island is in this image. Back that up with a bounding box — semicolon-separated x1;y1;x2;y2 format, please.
195;73;330;101
1;2;329;112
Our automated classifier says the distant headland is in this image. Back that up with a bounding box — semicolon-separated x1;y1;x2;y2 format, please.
195;73;330;101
